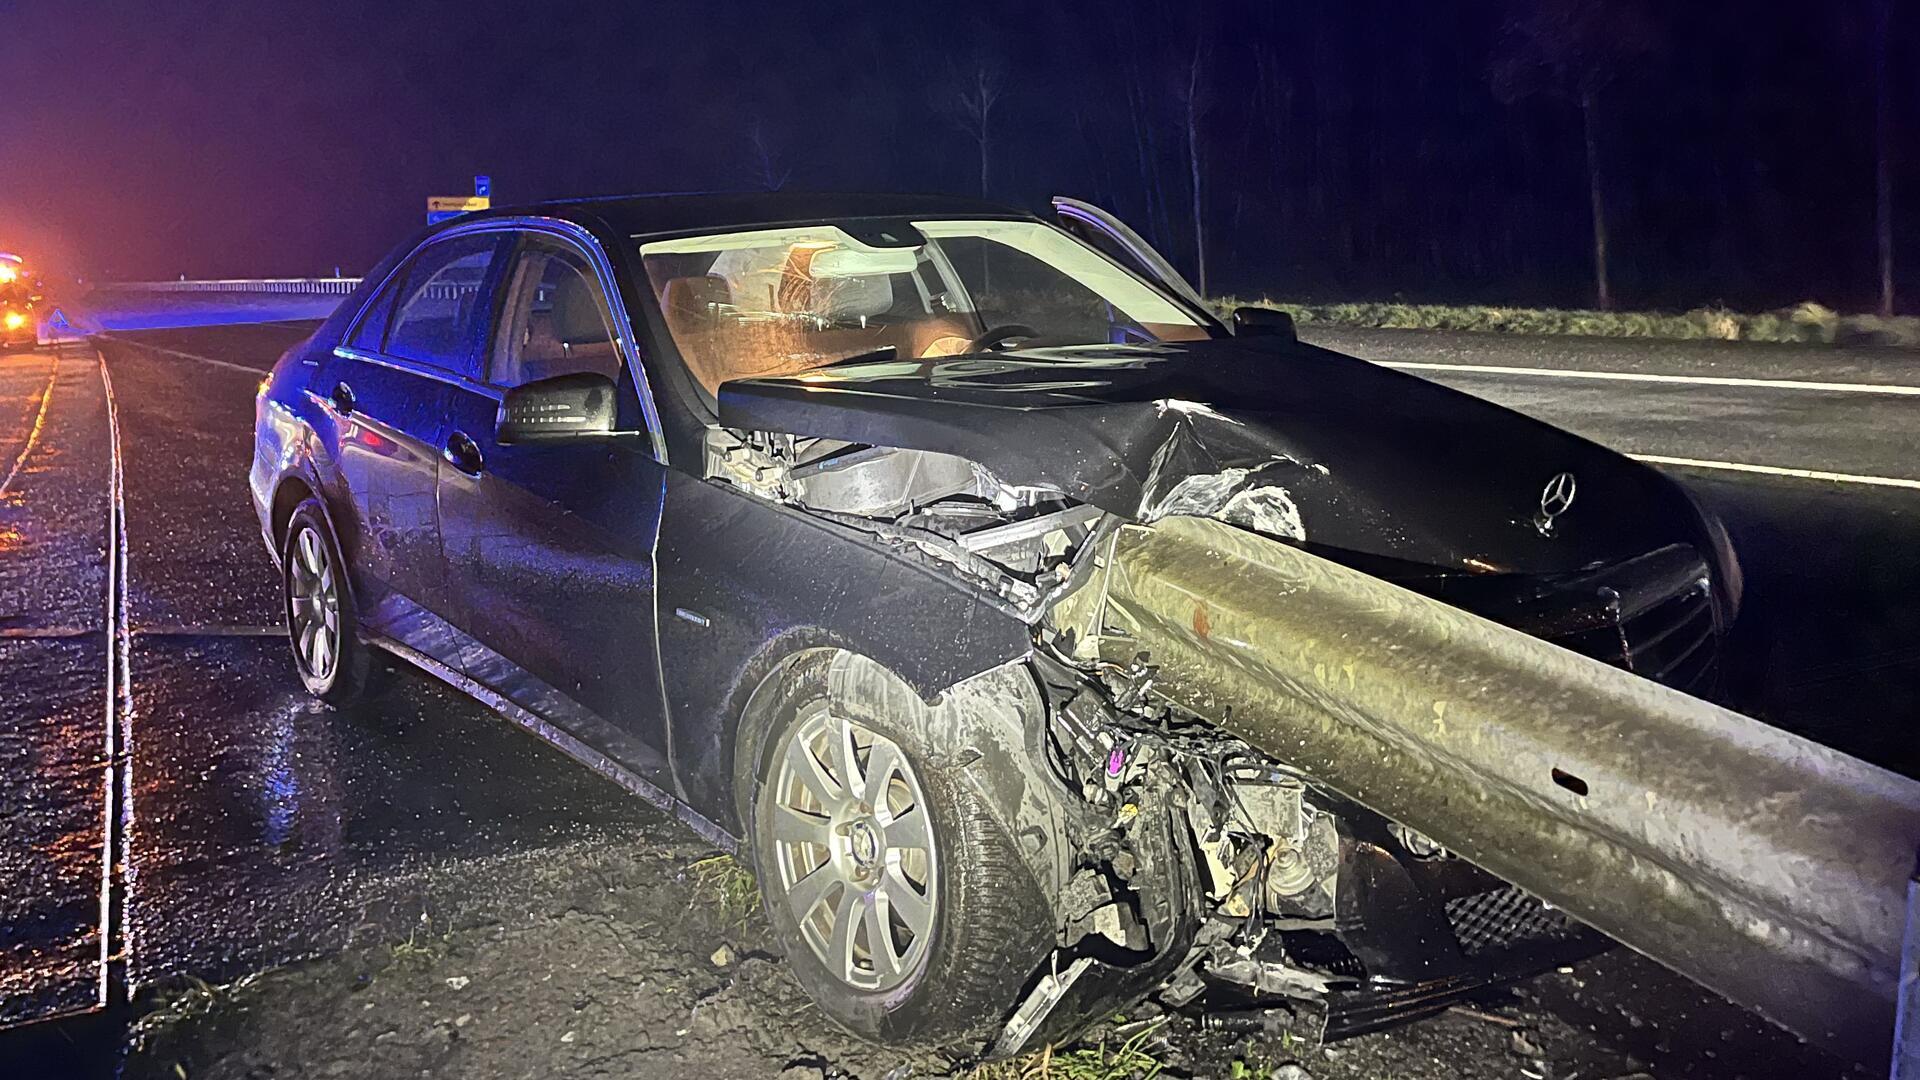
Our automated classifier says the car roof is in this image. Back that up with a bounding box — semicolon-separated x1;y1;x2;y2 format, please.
473;191;1039;238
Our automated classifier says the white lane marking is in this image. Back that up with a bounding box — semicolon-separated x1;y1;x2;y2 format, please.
98;350;133;1005
1380;360;1920;397
94;334;267;377
1630;454;1920;490
0;351;60;500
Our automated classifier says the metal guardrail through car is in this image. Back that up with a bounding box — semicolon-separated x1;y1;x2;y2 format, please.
1047;514;1920;1068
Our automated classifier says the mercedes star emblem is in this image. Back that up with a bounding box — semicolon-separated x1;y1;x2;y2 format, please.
1534;471;1577;537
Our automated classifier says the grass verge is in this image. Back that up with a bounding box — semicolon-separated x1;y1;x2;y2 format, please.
1221;297;1920;348
973;1020;1172;1080
686;852;761;931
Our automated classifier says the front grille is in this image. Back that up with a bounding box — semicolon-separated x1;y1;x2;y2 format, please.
1537;545;1720;695
1554;577;1718;692
1444;886;1580;956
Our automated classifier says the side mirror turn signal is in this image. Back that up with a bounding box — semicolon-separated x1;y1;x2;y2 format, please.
496;371;617;444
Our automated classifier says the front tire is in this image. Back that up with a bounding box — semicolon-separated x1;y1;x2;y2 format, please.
741;655;1054;1050
281;499;379;706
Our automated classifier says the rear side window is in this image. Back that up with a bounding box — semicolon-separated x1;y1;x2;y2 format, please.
385;234;506;377
345;274;401;351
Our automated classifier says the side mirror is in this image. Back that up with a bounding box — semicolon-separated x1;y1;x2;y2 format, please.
1231;306;1297;341
496;371;617;444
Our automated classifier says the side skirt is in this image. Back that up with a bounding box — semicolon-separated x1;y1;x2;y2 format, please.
370;635;739;853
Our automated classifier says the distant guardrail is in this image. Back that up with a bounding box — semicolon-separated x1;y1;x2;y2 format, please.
100;278;364;295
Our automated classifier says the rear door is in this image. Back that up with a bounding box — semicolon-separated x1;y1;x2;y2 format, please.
321;231;509;637
435;229;673;774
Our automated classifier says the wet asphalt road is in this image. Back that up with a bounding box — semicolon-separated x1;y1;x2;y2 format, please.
0;324;657;1037
0;319;1915;1075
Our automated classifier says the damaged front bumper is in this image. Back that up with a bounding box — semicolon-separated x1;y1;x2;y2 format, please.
994;646;1607;1057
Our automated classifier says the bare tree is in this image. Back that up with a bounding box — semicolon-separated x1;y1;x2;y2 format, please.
1175;43;1213;296
1490;0;1661;310
745;119;792;191
1875;0;1896;316
943;61;1006;198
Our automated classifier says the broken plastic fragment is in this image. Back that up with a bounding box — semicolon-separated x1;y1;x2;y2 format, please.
1142;467;1307;542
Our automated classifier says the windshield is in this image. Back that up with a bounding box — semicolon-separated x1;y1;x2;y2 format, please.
638;219;1209;395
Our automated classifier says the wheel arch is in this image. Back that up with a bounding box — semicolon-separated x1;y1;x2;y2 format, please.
270;468;367;614
269;473;317;549
728;643;1076;903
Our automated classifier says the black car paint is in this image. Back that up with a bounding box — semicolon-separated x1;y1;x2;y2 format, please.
255;191;1732;840
653;475;1032;816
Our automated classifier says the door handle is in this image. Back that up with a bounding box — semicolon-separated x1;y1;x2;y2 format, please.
329;381;356;414
443;430;485;476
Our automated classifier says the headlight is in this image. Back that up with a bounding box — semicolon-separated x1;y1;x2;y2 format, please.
3;311;25;330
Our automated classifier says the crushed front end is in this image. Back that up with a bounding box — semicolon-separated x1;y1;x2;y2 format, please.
989;646;1607;1054
692;383;1764;1054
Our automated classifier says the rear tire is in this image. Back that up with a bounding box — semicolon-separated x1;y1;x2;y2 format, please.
738;654;1054;1051
281;499;381;706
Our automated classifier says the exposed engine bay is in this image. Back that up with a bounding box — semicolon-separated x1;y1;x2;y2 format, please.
703;425;1605;1049
703;429;1107;616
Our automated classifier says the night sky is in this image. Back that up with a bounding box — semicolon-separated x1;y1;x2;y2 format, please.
2;0;1912;311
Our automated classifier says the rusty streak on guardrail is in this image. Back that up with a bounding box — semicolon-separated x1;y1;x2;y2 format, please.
1064;515;1920;1063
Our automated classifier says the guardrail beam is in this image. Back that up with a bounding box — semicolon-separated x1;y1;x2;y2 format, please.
1059;515;1920;1063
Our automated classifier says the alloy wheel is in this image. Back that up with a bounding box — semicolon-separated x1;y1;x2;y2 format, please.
768;703;938;992
287;524;341;682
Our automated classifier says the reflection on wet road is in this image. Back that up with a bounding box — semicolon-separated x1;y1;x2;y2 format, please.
124;636;653;989
0;350;113;1024
0;637;108;1024
2;327;656;1031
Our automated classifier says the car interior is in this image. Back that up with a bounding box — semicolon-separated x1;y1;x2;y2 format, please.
492;248;622;386
658;244;976;396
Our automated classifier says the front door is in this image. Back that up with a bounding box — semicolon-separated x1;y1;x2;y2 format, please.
323;231;508;641
1051;196;1215;317
435;231;672;776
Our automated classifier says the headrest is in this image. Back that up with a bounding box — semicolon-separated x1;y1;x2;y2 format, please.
663;274;733;326
549;276;606;343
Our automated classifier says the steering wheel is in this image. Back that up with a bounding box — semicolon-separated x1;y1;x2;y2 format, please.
966;323;1041;353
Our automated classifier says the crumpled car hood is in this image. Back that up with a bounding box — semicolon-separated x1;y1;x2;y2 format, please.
716;337;1702;575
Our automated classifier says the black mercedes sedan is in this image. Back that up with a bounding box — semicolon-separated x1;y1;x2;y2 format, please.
250;192;1744;1054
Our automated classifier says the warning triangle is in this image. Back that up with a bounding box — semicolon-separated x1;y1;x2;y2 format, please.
45;308;73;334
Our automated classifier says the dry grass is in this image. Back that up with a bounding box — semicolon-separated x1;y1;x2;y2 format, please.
1219;297;1920;349
687;853;762;930
972;1020;1171;1080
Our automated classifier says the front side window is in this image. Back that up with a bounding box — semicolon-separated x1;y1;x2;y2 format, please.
489;239;622;387
385;234;505;376
638;219;1209;396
